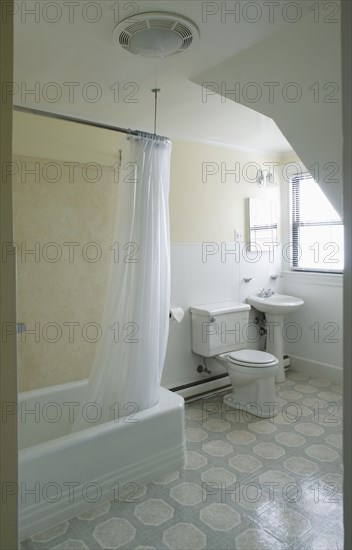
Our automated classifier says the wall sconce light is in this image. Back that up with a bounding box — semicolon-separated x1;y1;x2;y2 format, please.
256;169;276;188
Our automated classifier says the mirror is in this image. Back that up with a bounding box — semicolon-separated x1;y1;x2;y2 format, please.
248;198;278;251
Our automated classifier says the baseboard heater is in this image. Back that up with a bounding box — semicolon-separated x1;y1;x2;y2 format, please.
170;373;231;400
169;356;291;400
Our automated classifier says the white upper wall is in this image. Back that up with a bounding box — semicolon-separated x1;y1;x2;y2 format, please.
193;8;343;216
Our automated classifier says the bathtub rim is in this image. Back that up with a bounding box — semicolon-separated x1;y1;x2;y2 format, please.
19;380;184;456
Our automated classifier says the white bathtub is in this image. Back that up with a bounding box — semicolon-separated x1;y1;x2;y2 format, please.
18;380;185;540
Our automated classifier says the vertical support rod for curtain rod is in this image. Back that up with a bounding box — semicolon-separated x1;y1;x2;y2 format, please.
151;88;160;135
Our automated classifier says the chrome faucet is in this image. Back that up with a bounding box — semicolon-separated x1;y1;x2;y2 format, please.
264;288;275;297
257;288;275;298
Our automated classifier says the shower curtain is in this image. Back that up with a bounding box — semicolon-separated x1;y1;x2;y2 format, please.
73;134;172;431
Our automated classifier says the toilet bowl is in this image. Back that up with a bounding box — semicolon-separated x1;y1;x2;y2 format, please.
215;349;279;418
190;301;279;419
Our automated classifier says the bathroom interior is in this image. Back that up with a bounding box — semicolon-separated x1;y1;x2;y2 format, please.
6;0;348;549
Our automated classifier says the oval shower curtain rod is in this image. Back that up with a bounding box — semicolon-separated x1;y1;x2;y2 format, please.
13;102;170;142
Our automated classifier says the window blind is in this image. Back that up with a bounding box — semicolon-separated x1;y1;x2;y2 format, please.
290;173;343;272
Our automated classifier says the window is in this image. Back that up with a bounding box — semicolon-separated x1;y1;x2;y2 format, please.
290;173;344;272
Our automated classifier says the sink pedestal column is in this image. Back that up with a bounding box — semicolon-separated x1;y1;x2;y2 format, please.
265;313;285;383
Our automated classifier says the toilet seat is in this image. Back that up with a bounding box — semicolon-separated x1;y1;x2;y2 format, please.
227;349;278;368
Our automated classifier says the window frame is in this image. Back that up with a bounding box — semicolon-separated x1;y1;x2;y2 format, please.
290;172;344;274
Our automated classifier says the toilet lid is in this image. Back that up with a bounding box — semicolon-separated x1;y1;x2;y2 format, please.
228;349;277;367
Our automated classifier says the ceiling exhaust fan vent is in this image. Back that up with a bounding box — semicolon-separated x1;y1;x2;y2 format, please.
149;19;175;29
119;31;130;47
124;21;149;34
113;12;199;57
173;22;193;40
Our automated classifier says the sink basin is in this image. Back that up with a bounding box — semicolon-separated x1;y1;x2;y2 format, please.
247;293;304;315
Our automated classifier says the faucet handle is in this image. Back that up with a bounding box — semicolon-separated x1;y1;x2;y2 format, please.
258;288;265;297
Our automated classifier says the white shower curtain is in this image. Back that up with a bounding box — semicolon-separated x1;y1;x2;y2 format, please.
73;134;172;431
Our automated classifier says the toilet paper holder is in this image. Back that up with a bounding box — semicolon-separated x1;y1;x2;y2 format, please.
169;307;185;323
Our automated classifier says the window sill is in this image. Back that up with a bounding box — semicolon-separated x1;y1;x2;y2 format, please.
282;270;343;287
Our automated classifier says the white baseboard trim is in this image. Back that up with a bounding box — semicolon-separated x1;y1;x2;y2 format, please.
289;355;342;384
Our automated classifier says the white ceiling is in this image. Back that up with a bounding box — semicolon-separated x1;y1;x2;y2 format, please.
13;1;309;153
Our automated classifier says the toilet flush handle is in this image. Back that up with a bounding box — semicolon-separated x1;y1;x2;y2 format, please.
210;317;216;323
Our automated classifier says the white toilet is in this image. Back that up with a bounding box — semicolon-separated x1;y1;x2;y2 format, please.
190;301;279;418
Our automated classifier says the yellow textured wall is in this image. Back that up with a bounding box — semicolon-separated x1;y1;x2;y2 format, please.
12;156;119;390
13;111;123;165
13;112;282;390
170;139;280;243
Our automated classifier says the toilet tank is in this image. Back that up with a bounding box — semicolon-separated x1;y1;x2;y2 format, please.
190;301;251;357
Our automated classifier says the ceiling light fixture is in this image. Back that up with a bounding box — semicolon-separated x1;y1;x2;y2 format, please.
113;12;199;57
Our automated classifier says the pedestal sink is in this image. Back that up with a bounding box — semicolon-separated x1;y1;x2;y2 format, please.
247;293;304;383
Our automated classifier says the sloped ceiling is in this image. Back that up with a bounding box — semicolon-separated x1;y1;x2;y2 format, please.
192;7;343;214
13;0;312;153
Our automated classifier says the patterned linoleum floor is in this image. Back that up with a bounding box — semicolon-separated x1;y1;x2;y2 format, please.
20;371;344;550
